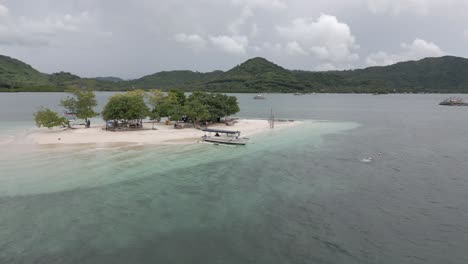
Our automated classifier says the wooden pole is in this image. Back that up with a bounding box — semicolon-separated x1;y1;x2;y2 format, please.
270;108;275;129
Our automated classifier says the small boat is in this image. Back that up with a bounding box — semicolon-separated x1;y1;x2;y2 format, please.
63;112;77;122
201;129;248;145
253;94;266;100
439;97;468;106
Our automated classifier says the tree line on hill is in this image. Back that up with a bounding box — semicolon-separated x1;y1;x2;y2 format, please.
5;54;468;93
34;89;240;129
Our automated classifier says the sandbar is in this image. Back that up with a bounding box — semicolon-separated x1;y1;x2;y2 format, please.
22;119;301;145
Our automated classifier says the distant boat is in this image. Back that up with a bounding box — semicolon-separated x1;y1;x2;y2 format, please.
253;94;266;100
439;97;468;106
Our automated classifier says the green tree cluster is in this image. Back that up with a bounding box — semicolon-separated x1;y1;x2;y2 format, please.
33;89;98;129
147;90;239;123
32;88;240;129
101;90;150;122
33;107;67;128
149;89;187;121
60;88;98;122
186;92;240;122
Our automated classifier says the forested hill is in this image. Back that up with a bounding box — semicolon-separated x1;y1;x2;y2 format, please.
0;55;49;89
331;56;468;93
1;54;468;93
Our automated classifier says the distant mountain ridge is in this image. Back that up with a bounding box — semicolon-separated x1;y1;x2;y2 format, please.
1;54;468;93
94;77;124;82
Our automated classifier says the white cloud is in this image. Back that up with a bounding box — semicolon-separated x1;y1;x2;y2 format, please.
0;4;9;18
365;51;398;66
366;38;446;66
18;12;91;35
401;38;444;58
231;0;287;10
277;14;359;65
366;0;468;15
262;42;282;53
367;0;428;15
251;45;262;52
286;41;307;56
316;63;337;71
0;28;47;46
228;6;254;35
228;0;284;38
0;5;109;47
173;0;283;55
209;35;249;55
250;23;259;38
174;33;207;51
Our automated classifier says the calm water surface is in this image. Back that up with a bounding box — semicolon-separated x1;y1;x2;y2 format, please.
0;93;467;264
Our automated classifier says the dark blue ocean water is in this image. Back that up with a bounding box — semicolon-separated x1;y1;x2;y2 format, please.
0;93;467;263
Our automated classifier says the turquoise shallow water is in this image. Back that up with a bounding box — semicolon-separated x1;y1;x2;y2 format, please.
0;121;356;197
1;93;468;263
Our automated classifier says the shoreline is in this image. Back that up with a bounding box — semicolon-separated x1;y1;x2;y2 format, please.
19;119;301;146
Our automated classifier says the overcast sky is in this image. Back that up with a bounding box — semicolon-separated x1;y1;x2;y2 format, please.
0;0;467;79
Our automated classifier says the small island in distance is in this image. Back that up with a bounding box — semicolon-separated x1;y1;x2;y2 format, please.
1;54;468;93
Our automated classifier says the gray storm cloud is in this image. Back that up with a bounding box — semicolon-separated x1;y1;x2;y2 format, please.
0;0;466;78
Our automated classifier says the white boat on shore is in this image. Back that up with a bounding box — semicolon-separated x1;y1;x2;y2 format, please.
201;129;248;145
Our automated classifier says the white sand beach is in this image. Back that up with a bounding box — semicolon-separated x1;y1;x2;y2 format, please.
23;119;301;145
